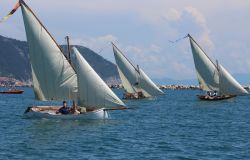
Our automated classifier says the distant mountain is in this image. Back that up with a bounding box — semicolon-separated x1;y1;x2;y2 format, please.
0;35;30;81
0;35;119;82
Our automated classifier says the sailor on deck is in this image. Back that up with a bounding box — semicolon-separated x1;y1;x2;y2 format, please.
207;91;211;96
57;101;70;114
213;91;218;97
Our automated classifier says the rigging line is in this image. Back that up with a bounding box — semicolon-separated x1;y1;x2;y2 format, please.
168;34;189;44
0;1;20;23
112;42;140;74
97;41;112;54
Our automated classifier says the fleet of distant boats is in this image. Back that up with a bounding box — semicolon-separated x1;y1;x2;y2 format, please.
0;0;249;119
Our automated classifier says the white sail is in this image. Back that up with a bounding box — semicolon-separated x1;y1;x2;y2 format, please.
189;35;219;91
73;47;125;108
112;43;163;97
20;2;78;101
112;43;140;94
218;64;248;95
117;67;136;93
139;68;164;96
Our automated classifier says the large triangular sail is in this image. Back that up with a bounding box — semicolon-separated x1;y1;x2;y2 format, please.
20;1;78;101
188;35;219;91
218;64;248;95
138;69;164;97
73;47;125;108
112;43;140;94
112;43;164;97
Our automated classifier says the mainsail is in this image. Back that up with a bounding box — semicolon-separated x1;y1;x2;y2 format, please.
20;1;78;100
218;64;248;95
188;35;219;91
112;43;164;97
188;34;248;96
73;47;125;108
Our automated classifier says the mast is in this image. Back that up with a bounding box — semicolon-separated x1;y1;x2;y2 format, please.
136;64;140;89
65;36;71;64
216;60;219;71
65;36;76;103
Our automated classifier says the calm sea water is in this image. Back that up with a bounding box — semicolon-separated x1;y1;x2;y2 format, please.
0;87;249;160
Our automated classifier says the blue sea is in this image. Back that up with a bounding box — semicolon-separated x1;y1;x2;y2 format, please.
0;88;249;160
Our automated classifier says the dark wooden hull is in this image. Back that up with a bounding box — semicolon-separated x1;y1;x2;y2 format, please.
0;90;24;94
123;92;146;100
198;95;236;101
122;97;147;100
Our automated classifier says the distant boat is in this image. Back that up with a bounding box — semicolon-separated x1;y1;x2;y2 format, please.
17;0;125;119
188;34;248;100
112;43;164;99
0;79;24;94
0;89;24;94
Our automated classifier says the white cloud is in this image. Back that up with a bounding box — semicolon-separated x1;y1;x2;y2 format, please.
163;8;182;21
171;62;194;78
71;34;117;54
184;6;213;50
124;44;161;62
150;44;161;53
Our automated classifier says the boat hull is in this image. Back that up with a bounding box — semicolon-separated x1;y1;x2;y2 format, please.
198;95;236;101
24;106;109;120
0;90;24;94
123;92;147;100
122;97;147;100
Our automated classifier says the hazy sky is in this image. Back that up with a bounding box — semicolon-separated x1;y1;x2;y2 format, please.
1;0;250;80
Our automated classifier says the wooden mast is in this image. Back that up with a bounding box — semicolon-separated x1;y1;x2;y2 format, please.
65;36;71;64
65;36;77;107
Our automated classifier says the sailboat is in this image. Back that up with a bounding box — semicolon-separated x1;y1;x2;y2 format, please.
112;43;164;99
188;34;248;100
13;0;125;119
